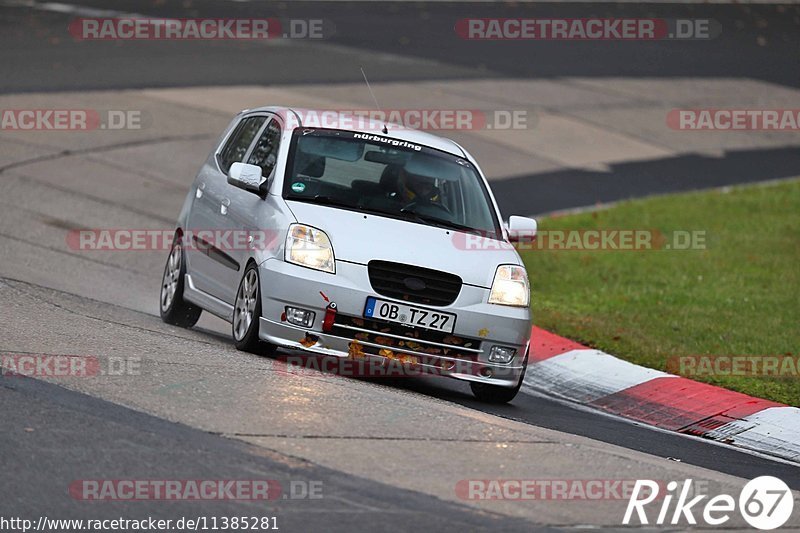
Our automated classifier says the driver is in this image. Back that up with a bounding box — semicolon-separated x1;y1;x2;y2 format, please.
395;167;440;204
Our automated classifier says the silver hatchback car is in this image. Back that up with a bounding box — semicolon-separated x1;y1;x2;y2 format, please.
160;107;537;403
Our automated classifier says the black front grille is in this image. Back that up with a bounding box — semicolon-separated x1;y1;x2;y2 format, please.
331;314;481;361
367;260;462;306
334;314;481;352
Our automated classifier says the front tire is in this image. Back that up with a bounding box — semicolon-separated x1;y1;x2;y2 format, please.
470;352;528;404
160;237;202;328
232;264;276;356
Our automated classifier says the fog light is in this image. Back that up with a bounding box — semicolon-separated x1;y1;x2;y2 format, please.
285;307;315;328
489;346;516;364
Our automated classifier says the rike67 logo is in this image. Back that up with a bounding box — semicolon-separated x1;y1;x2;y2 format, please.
624;476;794;530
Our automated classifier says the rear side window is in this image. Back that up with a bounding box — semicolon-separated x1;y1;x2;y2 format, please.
247;119;282;177
218;116;267;173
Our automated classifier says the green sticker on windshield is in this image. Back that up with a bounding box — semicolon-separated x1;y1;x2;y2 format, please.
291;182;306;193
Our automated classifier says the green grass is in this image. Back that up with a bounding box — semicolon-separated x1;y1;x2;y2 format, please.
520;179;800;406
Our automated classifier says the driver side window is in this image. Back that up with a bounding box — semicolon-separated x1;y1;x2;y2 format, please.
247;119;282;177
218;116;267;174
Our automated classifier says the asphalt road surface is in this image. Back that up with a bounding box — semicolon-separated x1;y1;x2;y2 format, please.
2;1;798;91
1;1;799;531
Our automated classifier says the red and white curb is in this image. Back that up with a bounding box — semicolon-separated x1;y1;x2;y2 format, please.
522;327;800;463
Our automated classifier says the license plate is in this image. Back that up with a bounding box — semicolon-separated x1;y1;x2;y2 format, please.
364;297;456;334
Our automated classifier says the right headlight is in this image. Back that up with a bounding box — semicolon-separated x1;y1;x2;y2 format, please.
285;224;335;273
488;265;530;307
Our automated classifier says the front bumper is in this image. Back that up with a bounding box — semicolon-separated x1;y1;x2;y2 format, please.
257;258;530;387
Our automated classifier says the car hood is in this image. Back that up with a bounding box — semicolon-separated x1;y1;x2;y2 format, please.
286;201;520;288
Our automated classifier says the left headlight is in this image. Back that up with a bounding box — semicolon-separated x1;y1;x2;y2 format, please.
488;265;529;307
285;224;335;273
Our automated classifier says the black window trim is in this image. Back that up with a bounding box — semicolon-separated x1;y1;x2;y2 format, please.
244;116;283;181
214;112;273;175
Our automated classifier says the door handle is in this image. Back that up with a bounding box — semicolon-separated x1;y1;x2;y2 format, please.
220;198;231;216
195;182;206;199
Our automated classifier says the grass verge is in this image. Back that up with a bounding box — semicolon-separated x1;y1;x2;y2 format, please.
519;179;800;405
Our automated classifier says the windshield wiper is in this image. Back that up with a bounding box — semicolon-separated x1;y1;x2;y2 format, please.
399;208;477;233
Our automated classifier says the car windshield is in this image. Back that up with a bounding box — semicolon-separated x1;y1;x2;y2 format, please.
282;129;501;237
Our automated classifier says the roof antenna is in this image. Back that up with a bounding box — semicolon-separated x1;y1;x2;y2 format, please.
360;66;388;134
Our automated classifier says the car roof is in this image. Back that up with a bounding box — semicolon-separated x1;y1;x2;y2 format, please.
242;106;467;158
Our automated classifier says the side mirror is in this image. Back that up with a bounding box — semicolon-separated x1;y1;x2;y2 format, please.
507;216;537;243
228;162;267;195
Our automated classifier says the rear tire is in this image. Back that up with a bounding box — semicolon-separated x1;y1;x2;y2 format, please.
159;236;202;328
232;264;276;356
470;352;528;404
